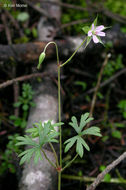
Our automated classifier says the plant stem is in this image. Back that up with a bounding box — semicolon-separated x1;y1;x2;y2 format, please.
58;66;62;166
60;36;88;68
62;154;78;172
58;172;61;190
62;174;126;184
42;41;62;190
49;142;59;167
41;148;57;169
58;65;62;190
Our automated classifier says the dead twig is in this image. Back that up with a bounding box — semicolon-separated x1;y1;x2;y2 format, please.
12;66;19;117
89;54;111;118
70;68;94;78
56;19;90;32
86;151;126;190
86;67;126;95
0;72;48;89
1;13;12;44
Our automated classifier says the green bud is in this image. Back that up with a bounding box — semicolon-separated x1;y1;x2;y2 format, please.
37;52;46;69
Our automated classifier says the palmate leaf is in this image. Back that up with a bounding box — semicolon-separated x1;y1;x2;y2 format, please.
16;120;62;165
64;113;102;158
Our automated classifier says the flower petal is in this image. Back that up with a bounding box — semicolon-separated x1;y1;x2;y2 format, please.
97;31;105;36
91;23;95;30
88;30;92;37
93;35;99;43
95;25;105;32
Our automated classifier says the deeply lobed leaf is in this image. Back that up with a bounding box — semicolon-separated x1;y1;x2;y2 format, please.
64;113;102;158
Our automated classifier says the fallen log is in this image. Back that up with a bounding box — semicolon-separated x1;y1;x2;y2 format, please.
0;41;55;63
0;29;126;63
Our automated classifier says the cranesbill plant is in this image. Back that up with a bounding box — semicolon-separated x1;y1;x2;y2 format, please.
16;17;106;190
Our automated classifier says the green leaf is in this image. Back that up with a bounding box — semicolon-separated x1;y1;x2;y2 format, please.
86;36;91;46
14;118;22;127
79;113;89;131
82;26;90;34
74;81;87;91
17;12;29;22
82;127;102;137
19;147;36;165
112;130;121;139
18;148;35;158
38;123;44;145
34;149;42;164
19;154;29;165
76;138;84;158
22;104;29;111
104;173;111;182
69;116;79;133
115;123;125;128
37;52;46;69
16;135;38;147
52;122;64;127
13;102;22;107
9;115;17;121
77;136;90;151
93;15;98;26
97;36;104;46
79;113;94;133
64;136;77;153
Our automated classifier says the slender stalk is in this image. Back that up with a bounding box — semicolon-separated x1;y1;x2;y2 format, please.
62;154;78;172
42;41;62;190
49;142;59;167
58;66;62;190
60;36;88;68
41;148;57;168
58;67;62;166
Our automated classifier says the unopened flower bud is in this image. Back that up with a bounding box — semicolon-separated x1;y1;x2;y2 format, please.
37;52;46;69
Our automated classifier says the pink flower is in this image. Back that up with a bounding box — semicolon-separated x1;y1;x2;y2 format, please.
88;24;105;43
